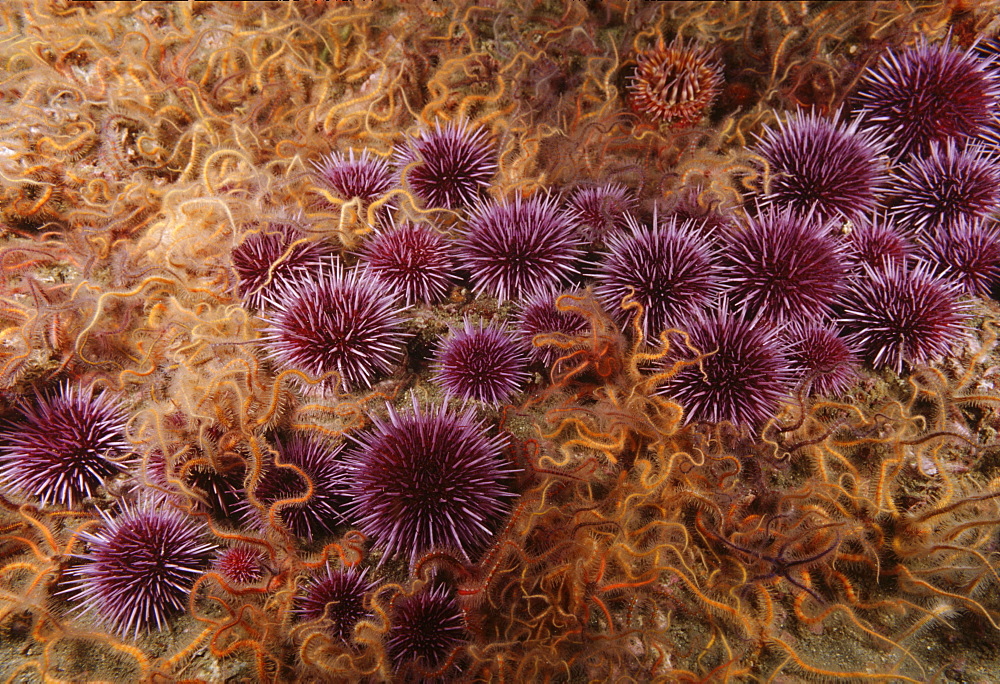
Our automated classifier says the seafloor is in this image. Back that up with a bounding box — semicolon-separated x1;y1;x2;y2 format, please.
1;1;1000;682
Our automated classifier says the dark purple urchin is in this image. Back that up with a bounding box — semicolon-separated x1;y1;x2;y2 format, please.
757;109;889;223
358;219;457;305
722;207;848;323
516;292;590;367
854;40;1000;158
297;565;375;642
344;395;515;565
658;310;793;428
396;119;496;210
783;321;860;397
232;224;335;310
594;213;722;341
885;140;1000;232
458;194;584;301
564;183;637;243
312;149;395;208
918;217;1000;297
215;545;265;585
261;262;407;392
433;318;530;405
237;434;348;540
0;383;131;508
843;216;913;272
838;262;968;373
387;584;466;675
62;505;215;638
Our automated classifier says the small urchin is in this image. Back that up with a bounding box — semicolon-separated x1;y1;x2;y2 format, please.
594;212;723;341
343;394;516;565
516;292;590;367
215;545;265;585
312;149;396;209
628;37;724;128
564;183;638;243
261;261;408;392
756;109;889;223
61;505;215;638
844;216;913;272
358;218;457;305
918;217;1000;297
297;565;375;643
458;194;584;301
232;223;335;310
0;383;132;508
854;40;1000;158
387;584;467;675
658;310;793;428
396;119;496;210
722;207;848;323
432;318;530;406
838;261;969;373
783;321;860;397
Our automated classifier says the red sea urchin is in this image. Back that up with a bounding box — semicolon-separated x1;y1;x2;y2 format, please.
358;218;457;305
628;37;723;128
0;383;131;508
215;545;265;585
433;318;530;405
344;395;516;565
261;261;407;392
387;584;467;677
63;505;215;638
396;119;496;210
297;565;374;643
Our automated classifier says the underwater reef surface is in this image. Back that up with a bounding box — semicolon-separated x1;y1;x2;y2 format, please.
1;0;1000;681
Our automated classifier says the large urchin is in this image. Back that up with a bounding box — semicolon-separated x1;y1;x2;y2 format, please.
62;505;215;638
854;40;1000;158
358;218;457;305
297;565;375;643
432;318;530;406
232;223;335;310
458;194;584;301
0;383;132;508
722;207;848;323
757;109;889;223
261;262;407;392
838;262;968;373
594;213;722;342
344;395;516;565
396;119;496;210
387;584;467;676
658;310;793;428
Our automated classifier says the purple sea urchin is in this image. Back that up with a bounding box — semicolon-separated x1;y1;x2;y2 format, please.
312;149;395;208
594;213;722;341
783;321;859;397
839;262;968;373
517;292;590;367
433;318;530;405
628;37;724;128
919;218;1000;296
458;194;583;301
215;546;264;585
63;505;215;638
659;310;792;428
232;224;335;310
298;566;374;642
757;109;888;222
844;216;913;272
397;119;496;210
358;219;456;305
0;383;131;508
261;262;407;392
565;183;637;243
387;584;466;674
885;141;1000;232
722;208;847;323
344;395;515;564
854;40;1000;158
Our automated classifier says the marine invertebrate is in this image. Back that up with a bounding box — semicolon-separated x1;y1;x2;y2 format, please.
722;207;847;323
854;40;1000;158
261;261;407;391
358;219;456;305
344;395;515;564
838;262;968;372
215;546;265;585
564;183;637;243
885;141;1000;232
62;505;215;638
458;194;583;301
432;318;530;405
844;216;912;272
658;309;792;427
918;217;1000;296
628;37;723;128
312;149;395;212
594;213;722;341
756;109;888;222
0;383;131;508
396;119;496;210
386;584;466;676
232;223;335;310
297;566;374;643
517;292;590;367
783;320;859;396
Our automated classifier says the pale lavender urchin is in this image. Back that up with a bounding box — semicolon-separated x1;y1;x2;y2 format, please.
0;383;131;508
783;321;860;397
298;565;375;643
517;293;590;367
344;395;516;565
565;183;637;243
458;194;583;301
919;217;1000;296
63;506;215;638
433;318;530;406
387;584;467;674
261;263;407;392
397;119;496;210
594;213;722;341
839;262;968;373
232;225;335;310
312;149;395;208
757;109;889;222
359;219;457;305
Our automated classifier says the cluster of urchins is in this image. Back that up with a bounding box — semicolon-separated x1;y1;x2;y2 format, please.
0;36;999;677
